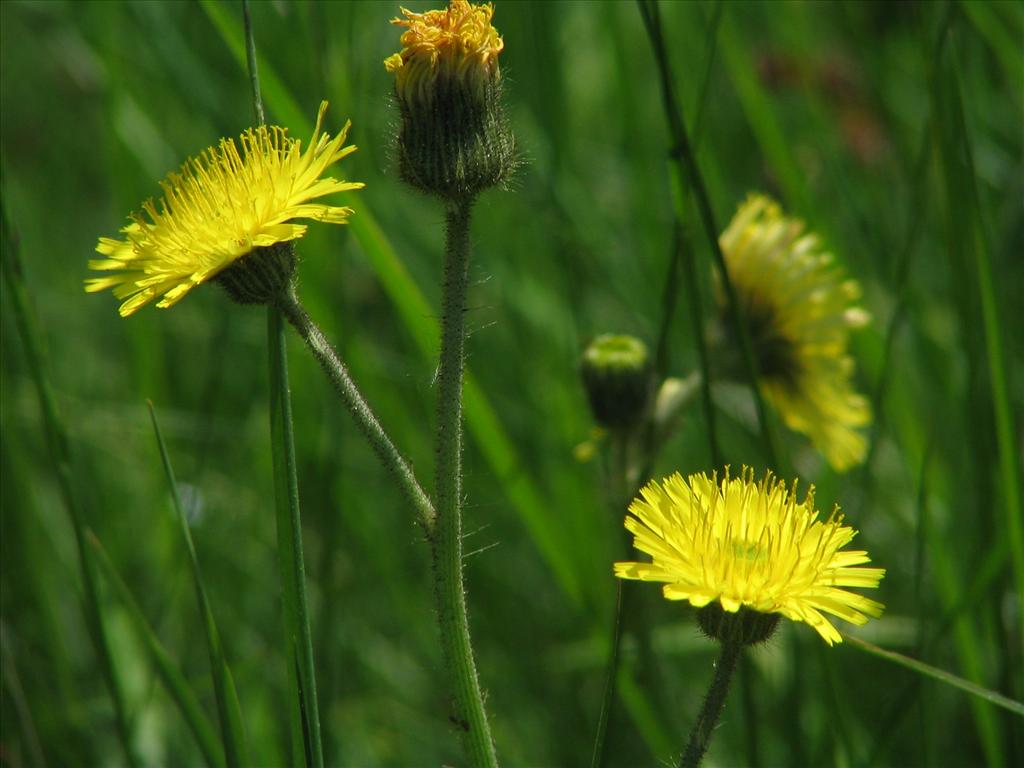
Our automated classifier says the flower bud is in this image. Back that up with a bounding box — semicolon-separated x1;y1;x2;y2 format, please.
385;1;515;202
580;334;653;430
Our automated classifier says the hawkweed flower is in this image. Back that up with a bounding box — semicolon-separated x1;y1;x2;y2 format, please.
614;467;884;646
580;334;653;431
87;101;364;315
384;0;515;201
716;194;871;471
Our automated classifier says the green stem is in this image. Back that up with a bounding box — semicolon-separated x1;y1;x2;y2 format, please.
242;0;265;126
681;642;742;768
433;199;498;767
267;305;323;768
276;288;436;535
242;5;322;764
1;201;139;768
676;217;721;469
590;581;624;768
590;429;632;768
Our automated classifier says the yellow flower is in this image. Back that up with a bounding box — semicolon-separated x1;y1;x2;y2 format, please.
718;194;871;471
614;468;885;645
86;102;364;316
384;1;504;105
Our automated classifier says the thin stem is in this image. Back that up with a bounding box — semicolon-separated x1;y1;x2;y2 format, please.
651;222;683;386
267;306;324;768
638;0;780;469
590;429;633;768
1;201;139;768
433;199;498;767
674;218;721;468
681;642;742;768
590;581;624;768
242;0;265;126
276;288;436;535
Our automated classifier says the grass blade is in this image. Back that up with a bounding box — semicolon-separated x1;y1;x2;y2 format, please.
147;402;247;768
86;531;226;768
843;635;1024;718
618;672;675;759
1;621;49;768
929;14;1012;764
948;26;1024;640
0;198;139;768
716;9;813;217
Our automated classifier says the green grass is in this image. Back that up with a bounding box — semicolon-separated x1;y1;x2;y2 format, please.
2;1;1022;766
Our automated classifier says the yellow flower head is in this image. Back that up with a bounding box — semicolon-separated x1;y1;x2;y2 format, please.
719;194;871;471
384;1;503;104
614;468;885;645
87;102;364;316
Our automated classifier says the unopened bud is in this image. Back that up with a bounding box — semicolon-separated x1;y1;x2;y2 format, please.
385;1;516;202
580;334;653;430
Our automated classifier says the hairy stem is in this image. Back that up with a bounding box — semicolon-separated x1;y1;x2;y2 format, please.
276;288;436;535
681;642;742;768
433;200;498;767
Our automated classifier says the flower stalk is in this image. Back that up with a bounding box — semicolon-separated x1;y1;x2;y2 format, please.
432;199;498;767
266;306;323;768
275;286;436;534
680;641;742;768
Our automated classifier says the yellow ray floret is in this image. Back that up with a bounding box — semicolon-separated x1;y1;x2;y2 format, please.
614;468;885;645
86;102;364;316
719;194;872;470
385;1;503;103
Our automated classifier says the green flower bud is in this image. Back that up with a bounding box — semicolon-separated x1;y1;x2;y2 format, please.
580;334;653;430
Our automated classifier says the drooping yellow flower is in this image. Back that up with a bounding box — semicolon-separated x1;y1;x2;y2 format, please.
384;1;504;105
718;194;871;471
86;102;364;316
614;468;885;645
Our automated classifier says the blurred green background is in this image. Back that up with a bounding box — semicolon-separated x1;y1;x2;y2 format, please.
2;0;1022;766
